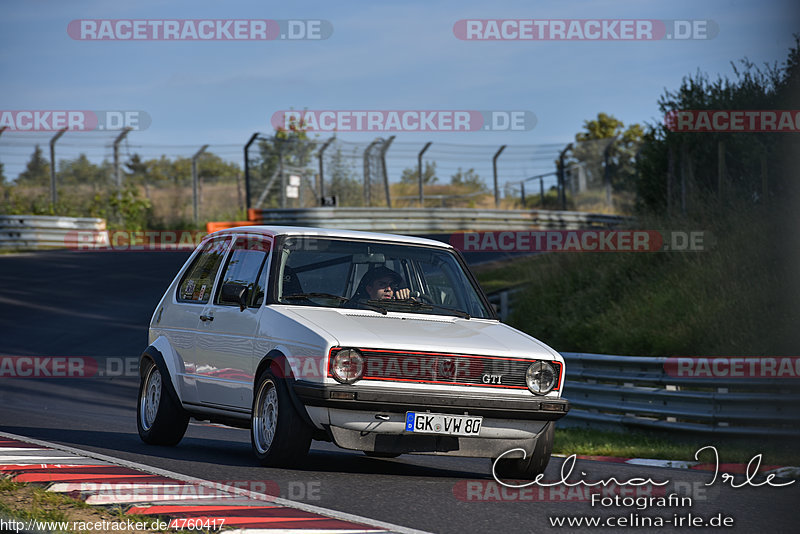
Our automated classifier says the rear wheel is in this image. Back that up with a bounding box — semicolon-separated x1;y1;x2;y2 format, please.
251;368;312;466
137;359;189;446
493;422;554;479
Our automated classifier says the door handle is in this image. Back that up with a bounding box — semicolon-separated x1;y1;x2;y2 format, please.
200;314;214;322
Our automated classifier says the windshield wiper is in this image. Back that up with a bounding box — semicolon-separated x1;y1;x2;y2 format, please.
283;293;349;302
284;293;388;315
367;299;471;320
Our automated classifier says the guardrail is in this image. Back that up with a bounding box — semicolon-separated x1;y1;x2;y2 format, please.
487;286;800;437
561;352;800;437
245;207;629;234
0;215;106;250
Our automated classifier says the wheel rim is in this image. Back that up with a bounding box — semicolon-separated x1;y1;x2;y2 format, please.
139;365;162;431
253;379;279;454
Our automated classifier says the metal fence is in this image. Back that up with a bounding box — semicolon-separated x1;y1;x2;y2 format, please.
487;287;800;437
1;132;644;229
0;215;105;249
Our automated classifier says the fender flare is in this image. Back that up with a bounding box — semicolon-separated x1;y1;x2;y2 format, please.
255;349;316;429
139;344;183;408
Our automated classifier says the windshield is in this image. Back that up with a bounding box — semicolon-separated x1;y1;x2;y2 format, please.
270;236;493;319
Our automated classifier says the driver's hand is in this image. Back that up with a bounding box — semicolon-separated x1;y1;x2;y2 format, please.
394;287;411;300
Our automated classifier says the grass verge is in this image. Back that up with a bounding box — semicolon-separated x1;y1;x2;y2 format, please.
554;427;800;466
0;477;184;534
475;204;799;356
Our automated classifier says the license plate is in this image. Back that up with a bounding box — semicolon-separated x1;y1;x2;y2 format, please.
405;412;482;436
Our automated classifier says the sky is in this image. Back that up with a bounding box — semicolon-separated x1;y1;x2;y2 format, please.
1;0;798;189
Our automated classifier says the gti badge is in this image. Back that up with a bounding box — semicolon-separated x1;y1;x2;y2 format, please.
482;373;503;384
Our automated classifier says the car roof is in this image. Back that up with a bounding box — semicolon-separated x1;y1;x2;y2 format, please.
208;225;453;249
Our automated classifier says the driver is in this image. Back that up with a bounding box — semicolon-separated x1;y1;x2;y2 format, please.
354;266;411;301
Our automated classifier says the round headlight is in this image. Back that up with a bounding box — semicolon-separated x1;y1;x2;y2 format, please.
331;349;364;384
525;361;556;395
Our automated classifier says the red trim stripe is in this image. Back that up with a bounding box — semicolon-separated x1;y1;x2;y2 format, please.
362;376;528;388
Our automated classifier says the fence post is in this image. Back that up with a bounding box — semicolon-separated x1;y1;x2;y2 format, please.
192;144;209;225
380;135;395;208
279;140;286;209
520;181;526;206
243;132;259;211
113;127;132;199
558;144;572;211
317;136;334;201
418;142;432;207
540;176;545;206
363;138;381;206
603;136;618;209
49;128;66;210
492;145;506;209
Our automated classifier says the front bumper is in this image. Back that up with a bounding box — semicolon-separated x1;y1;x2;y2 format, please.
293;381;570;421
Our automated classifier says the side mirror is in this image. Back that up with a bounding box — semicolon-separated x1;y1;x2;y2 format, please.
221;282;249;311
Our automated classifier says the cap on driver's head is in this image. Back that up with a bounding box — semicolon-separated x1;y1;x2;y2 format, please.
362;266;402;287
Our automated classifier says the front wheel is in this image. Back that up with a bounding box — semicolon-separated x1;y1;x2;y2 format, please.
251;368;312;466
137;359;189;446
493;421;554;479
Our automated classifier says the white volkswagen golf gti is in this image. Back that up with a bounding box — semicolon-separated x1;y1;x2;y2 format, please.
137;226;569;477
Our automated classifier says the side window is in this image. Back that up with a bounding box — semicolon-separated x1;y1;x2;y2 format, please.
215;236;271;308
177;237;232;304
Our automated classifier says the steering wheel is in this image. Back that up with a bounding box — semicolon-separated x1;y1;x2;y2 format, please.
411;291;435;304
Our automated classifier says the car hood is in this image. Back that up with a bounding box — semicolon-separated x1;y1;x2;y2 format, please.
281;306;559;360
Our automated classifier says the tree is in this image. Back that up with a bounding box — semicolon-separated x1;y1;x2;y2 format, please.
400;161;438;185
568;113;644;193
195;153;241;183
57;154;110;189
16;145;50;186
450;167;487;193
635;36;799;214
252;119;316;207
326;146;362;206
0;160;5;185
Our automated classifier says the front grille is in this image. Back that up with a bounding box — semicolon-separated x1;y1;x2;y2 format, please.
332;348;561;391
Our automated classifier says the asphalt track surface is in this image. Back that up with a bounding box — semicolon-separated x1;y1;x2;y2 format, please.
0;250;797;533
